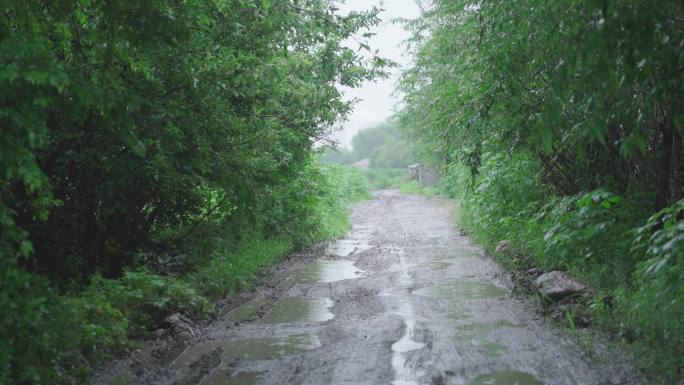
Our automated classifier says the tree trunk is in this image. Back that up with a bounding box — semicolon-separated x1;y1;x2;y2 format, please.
655;111;673;211
669;127;684;204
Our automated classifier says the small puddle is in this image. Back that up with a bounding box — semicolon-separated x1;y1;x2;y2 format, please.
412;281;508;300
481;342;507;357
201;369;264;385
391;252;425;385
221;297;266;323
446;249;482;259
172;334;320;370
290;260;364;284
446;309;473;321
326;239;373;257
258;297;334;324
452;321;524;357
391;317;425;385
453;334;509;357
467;370;543;385
429;261;453;270
458;320;525;333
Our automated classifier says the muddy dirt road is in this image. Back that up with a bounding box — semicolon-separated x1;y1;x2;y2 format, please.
116;190;641;385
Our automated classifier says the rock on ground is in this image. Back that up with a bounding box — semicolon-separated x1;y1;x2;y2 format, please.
536;270;594;301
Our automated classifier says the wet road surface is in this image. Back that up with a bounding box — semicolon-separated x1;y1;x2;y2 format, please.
151;191;641;385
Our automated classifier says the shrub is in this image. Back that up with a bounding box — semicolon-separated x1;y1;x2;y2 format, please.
1;259;128;385
617;199;684;381
83;270;211;336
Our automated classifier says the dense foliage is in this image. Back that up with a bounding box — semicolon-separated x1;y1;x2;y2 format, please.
400;1;684;382
1;1;381;383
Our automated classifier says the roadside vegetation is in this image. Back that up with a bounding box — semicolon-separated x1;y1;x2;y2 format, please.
399;1;684;383
0;2;379;384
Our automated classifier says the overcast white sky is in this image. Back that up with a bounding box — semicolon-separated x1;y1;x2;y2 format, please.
332;0;420;149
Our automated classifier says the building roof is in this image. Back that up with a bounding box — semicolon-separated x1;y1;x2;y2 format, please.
352;158;370;169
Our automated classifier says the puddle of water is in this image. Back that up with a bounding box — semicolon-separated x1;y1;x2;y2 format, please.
467;370;543;385
481;342;507;357
391;317;426;385
258;297;334;324
429;261;453;270
172;334;320;370
458;320;525;333
221;297;266;323
326;239;373;257
390;252;426;385
412;281;508;300
444;301;473;321
201;369;264;385
446;249;481;259
291;260;364;284
450;321;523;358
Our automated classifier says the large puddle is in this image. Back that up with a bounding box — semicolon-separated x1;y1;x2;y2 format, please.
221;297;266;323
171;334;320;371
412;281;508;300
289;260;365;284
466;370;543;385
258;297;334;324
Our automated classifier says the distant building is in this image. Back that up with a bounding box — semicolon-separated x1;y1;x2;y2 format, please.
352;158;370;169
408;163;439;187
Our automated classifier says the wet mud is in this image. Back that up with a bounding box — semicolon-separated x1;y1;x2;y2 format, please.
93;190;643;385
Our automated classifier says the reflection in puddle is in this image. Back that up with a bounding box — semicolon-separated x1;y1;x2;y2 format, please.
458;320;525;333
445;248;481;259
452;321;524;357
259;297;334;324
446;310;473;321
481;342;507;357
444;302;472;320
391;254;425;385
172;334;320;370
467;370;543;385
429;261;453;270
391;314;425;385
291;260;364;284
412;281;507;300
201;369;264;385
221;297;266;323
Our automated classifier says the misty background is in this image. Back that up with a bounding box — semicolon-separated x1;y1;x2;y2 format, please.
332;0;420;149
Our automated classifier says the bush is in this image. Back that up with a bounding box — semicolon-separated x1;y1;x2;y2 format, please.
1;259;128;385
617;199;684;382
1;158;370;385
365;168;408;190
83;270;211;336
444;153;683;383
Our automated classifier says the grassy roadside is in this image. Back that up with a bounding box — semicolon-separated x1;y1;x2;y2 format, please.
1;163;369;385
441;161;684;385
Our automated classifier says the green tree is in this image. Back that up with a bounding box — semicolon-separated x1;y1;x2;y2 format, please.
398;1;684;382
1;0;387;282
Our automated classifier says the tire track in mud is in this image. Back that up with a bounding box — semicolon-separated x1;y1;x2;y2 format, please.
94;190;643;385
